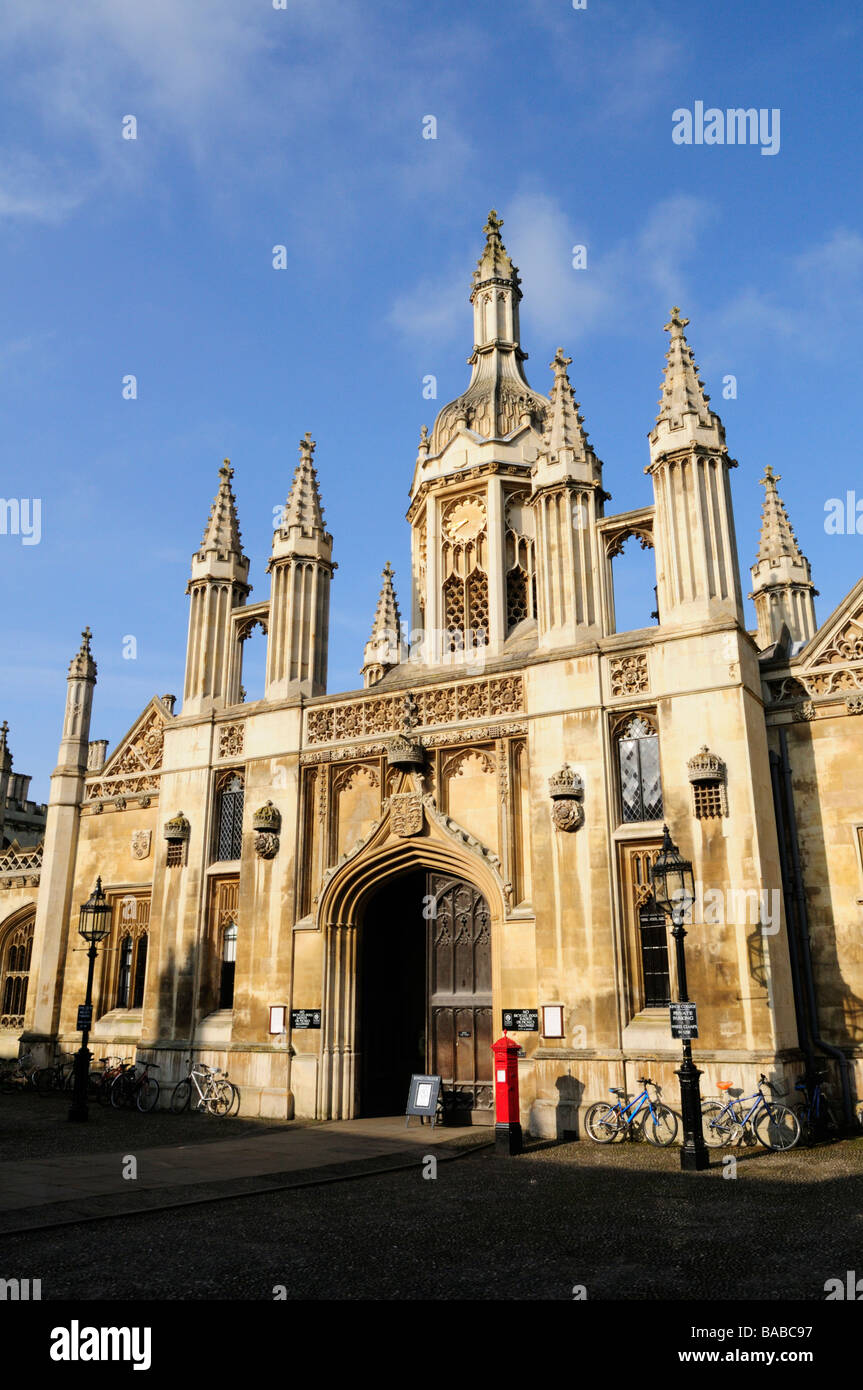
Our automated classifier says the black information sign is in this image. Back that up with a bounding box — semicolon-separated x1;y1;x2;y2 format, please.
502;1009;539;1032
76;1004;93;1031
405;1073;442;1128
290;1009;321;1029
669;1002;698;1039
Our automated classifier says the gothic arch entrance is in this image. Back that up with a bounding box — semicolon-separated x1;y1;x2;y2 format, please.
358;870;494;1122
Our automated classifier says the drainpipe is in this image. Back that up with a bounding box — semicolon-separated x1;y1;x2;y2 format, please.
777;727;855;1128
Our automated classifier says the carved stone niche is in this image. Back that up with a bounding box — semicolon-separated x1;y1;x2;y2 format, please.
548;763;585;833
252;801;281;859
687;746;728;819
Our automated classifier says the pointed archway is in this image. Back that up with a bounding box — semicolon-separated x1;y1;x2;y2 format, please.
314;778;507;1120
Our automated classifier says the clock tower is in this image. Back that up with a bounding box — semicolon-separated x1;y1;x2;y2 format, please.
407;211;551;664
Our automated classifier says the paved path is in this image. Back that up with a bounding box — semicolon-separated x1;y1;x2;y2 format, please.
0;1117;490;1234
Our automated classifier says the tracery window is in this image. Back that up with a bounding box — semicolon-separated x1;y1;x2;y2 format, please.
506;566;529;630
109;896;150;1012
0;914;34;1029
616;714;663;823
214;770;244;862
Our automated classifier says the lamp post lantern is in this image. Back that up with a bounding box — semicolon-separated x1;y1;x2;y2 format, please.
650;825;710;1171
68;877;112;1123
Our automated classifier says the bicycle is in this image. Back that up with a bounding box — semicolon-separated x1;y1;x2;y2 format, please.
36;1052;77;1096
170;1060;237;1117
110;1060;161;1112
793;1070;841;1144
585;1076;678;1146
0;1048;40;1094
91;1056;133;1106
701;1074;800;1151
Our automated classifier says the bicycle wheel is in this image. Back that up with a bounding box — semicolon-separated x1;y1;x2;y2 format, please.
584;1101;623;1143
170;1079;192;1114
137;1078;160;1113
793;1103;812;1145
36;1067;56;1097
754;1103;800;1151
644;1104;678;1147
206;1080;234;1116
110;1073;132;1109
701;1102;736;1148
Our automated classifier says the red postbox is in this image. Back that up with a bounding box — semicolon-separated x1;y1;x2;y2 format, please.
492;1034;523;1155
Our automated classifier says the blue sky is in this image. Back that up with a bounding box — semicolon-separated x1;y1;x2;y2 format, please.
1;0;862;800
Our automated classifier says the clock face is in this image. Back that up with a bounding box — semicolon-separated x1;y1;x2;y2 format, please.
505;492;533;538
444;496;486;541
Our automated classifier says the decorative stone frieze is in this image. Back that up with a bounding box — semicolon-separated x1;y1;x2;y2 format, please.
219;723;245;758
306;674;523;746
609;652;649;697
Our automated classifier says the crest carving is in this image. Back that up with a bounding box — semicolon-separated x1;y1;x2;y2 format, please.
130;829;151;861
390;792;423;838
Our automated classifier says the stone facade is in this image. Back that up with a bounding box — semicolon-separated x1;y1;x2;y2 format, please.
3;212;862;1132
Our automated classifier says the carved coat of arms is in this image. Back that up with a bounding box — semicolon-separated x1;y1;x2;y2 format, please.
390;792;423;838
130;830;152;860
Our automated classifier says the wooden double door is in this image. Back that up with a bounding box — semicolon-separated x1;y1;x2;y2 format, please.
359;871;493;1122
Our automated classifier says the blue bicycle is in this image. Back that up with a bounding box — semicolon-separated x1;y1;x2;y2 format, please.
585;1076;678;1146
701;1074;800;1151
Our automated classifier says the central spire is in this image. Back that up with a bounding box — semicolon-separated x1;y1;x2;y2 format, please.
472;209;519;290
429;210;547;454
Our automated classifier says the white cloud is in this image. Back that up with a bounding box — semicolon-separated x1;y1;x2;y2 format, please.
388;189;713;352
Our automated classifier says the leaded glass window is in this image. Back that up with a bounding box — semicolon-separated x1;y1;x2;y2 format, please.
617;716;663;823
215;772;244;862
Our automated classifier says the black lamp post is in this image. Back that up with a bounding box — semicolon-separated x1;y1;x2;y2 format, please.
68;877;112;1123
649;825;710;1171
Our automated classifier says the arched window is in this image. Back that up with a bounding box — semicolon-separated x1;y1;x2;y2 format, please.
220;922;237;1009
0;913;34;1029
110;896;150;1011
616;715;663;823
214;771;244;862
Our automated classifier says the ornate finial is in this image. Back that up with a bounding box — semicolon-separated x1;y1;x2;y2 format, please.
402;691;419;734
1;720;9;739
665;306;690;336
484;209;504;240
760;464;781;488
299;432;316;461
81;626;92;650
551;347;573;374
382;561;394;579
220;458;233;480
418;424;429;452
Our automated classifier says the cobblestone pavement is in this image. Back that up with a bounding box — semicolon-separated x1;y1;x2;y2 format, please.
3;1119;861;1300
0;1092;313;1162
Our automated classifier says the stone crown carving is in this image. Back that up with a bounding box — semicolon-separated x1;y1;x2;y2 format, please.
386;734;425;769
252;801;282;832
686;746;726;783
163;812;191;842
548;764;584;800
